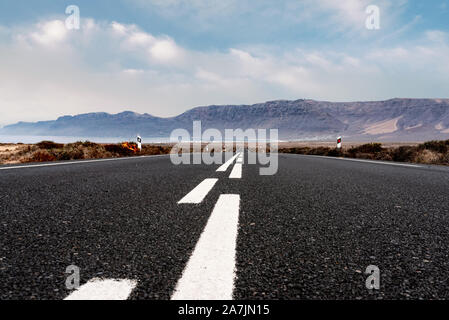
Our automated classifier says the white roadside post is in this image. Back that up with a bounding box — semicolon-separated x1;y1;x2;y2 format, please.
137;135;142;152
337;136;342;149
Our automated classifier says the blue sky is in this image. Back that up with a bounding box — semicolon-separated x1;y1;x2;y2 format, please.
0;0;448;125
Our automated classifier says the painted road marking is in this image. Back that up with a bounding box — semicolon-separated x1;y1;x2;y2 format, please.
216;153;240;172
336;157;421;167
305;155;422;168
0;154;169;171
229;163;242;179
236;153;243;164
64;278;137;300
178;178;219;204
172;194;240;300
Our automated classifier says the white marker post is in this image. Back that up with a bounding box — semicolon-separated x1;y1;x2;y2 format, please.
337;136;342;149
137;136;142;152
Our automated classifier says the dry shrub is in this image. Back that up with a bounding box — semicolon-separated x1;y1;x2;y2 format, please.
348;143;383;154
79;141;99;148
307;147;331;155
278;140;449;166
28;150;56;162
57;149;84;161
104;144;135;156
374;152;393;161
18;145;38;156
141;145;171;155
391;146;417;162
83;145;108;159
326;148;342;157
414;149;441;164
1;141;173;164
419;140;449;154
441;152;449;165
36;141;64;149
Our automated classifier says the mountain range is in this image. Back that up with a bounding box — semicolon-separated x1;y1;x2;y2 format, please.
1;98;449;141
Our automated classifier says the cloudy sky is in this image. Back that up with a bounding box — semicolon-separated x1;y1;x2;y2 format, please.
0;0;448;126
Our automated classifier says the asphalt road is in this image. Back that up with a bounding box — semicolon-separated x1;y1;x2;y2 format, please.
1;153;449;300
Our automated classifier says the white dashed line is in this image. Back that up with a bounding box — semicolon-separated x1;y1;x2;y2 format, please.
229;163;242;179
0;155;169;171
64;278;137;300
171;194;240;300
178;178;219;204
216;153;240;172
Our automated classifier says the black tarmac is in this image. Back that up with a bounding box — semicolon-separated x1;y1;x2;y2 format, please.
1;153;448;299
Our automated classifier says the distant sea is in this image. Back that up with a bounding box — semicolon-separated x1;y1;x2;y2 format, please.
0;135;171;144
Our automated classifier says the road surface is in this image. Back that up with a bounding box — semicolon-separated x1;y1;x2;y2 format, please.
1;153;449;300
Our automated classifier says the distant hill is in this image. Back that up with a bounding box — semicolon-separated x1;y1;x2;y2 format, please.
1;98;449;141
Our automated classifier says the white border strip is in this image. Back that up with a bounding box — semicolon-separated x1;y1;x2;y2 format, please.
178;178;219;204
0;154;169;171
305;155;422;168
171;194;240;300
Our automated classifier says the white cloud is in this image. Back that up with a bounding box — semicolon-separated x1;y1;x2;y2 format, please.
108;21;184;65
426;30;448;43
0;16;448;126
29;20;68;46
149;38;183;62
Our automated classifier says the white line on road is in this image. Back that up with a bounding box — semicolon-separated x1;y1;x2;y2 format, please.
216;153;240;172
305;155;422;168
171;194;240;300
0;155;169;171
229;163;242;179
64;278;137;300
178;178;219;204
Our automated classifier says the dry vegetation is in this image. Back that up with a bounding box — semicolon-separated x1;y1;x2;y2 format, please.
279;140;449;165
0;141;172;165
2;140;449;166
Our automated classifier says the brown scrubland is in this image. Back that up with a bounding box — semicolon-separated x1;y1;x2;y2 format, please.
0;140;448;166
278;140;449;165
0;141;172;165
